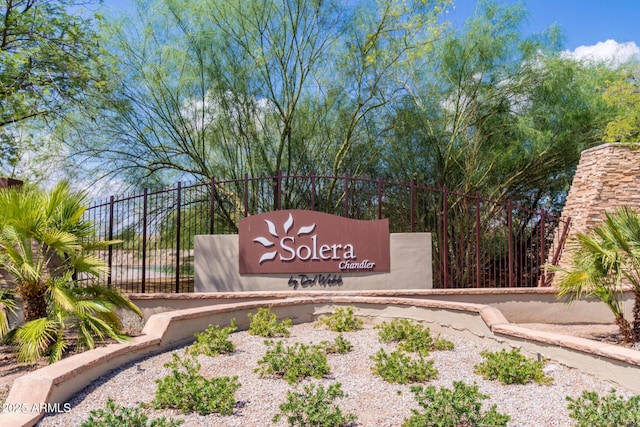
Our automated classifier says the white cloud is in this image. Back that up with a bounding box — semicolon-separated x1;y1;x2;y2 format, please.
563;39;640;66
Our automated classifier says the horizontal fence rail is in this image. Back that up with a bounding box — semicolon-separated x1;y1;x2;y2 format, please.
83;173;571;293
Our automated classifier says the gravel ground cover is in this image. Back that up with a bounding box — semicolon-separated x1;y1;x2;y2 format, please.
36;321;634;427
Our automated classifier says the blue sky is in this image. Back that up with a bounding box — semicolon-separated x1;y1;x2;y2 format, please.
449;1;639;50
99;0;640;61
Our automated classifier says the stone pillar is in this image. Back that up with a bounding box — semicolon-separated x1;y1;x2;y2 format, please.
554;143;640;271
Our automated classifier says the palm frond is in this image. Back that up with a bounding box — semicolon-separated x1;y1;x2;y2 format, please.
14;318;59;364
0;290;18;338
68;253;109;277
75;285;143;318
49;275;80;313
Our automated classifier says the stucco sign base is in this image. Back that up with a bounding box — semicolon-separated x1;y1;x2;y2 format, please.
195;233;432;292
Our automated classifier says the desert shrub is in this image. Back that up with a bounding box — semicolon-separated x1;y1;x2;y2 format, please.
375;318;416;342
375;319;454;356
402;381;510;427
154;353;240;415
273;382;358;427
187;319;237;356
370;349;437;384
319;334;354;354
248;307;292;337
567;389;640;427
316;306;363;332
473;348;552;385
255;340;330;384
81;398;183;427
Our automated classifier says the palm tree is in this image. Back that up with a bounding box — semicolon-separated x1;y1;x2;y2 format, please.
0;181;142;363
551;206;640;344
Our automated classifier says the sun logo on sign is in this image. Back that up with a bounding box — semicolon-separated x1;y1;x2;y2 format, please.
252;213;316;264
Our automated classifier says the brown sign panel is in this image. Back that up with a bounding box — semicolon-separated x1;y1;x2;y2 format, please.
239;210;390;274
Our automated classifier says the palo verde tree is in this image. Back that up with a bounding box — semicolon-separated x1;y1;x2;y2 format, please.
602;64;640;143
0;0;113;176
0;181;142;363
378;0;619;286
58;0;451;196
384;0;616;209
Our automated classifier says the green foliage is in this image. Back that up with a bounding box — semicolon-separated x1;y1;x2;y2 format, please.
602;67;640;143
248;307;292;338
187;319;237;357
473;348;552;385
154;353;240;415
375;318;416;343
0;182;141;364
375;319;454;356
551;206;640;343
319;334;354;354
0;0;113;174
0;289;17;338
80;398;183;427
566;389;640;427
255;340;330;384
316;307;363;332
273;382;358;427
402;381;510;427
63;0;451;190
370;349;438;384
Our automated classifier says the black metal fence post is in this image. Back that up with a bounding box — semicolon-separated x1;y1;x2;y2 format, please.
142;189;148;294
344;172;349;217
277;170;282;210
377;175;382;219
475;193;481;288
410;178;415;233
539;209;546;287
175;182;182;293
507;199;514;288
442;185;449;288
107;196;114;287
244;173;249;217
311;171;316;211
210;177;216;234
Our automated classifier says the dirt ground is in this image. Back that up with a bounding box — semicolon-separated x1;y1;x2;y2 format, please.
0;322;627;405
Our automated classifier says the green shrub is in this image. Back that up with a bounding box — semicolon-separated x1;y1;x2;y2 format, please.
375;318;416;342
402;381;510;427
154;353;240;415
273;382;358;427
255;340;330;384
473;348;552;385
567;389;640;427
316;306;363;332
370;349;437;384
81;398;184;427
319;334;354;354
187;319;237;356
248;307;292;337
375;319;454;356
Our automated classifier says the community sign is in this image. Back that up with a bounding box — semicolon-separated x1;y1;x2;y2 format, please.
238;210;390;275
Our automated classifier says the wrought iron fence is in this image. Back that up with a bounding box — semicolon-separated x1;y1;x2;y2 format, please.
84;173;571;293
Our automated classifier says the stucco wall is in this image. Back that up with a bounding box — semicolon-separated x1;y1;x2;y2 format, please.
126;288;635;325
194;233;432;292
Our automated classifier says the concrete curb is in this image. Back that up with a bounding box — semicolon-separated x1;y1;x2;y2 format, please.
1;295;638;427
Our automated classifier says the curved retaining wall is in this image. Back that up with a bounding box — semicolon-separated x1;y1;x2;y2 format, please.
2;294;639;427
